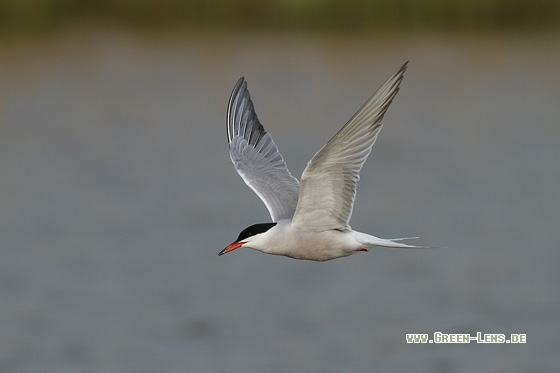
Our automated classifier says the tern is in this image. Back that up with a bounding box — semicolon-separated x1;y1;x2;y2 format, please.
219;62;426;261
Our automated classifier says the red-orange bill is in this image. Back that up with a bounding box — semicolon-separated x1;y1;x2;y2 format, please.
218;241;245;256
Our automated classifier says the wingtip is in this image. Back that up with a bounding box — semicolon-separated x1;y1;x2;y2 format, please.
227;77;250;142
396;61;409;77
233;77;246;92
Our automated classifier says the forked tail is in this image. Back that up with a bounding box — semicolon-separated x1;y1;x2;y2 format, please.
362;235;431;249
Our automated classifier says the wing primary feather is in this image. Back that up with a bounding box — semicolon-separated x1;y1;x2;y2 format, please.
227;77;245;142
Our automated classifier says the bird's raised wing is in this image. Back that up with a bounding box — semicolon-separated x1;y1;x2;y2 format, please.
227;77;300;222
291;62;408;232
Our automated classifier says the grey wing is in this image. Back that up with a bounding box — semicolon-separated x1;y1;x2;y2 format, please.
227;77;300;222
291;62;408;231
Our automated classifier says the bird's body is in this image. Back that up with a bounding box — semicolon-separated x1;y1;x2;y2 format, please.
240;220;357;261
238;220;416;261
220;62;427;261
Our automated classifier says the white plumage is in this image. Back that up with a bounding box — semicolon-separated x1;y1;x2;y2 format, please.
221;62;428;261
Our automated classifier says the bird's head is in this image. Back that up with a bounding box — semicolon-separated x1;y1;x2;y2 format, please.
219;222;277;256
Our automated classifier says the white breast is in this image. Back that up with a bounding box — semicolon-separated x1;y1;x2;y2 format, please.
251;220;363;261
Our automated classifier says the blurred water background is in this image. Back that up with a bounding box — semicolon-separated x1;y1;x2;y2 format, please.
1;1;559;372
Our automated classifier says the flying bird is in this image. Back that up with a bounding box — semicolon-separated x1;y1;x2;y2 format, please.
220;62;426;261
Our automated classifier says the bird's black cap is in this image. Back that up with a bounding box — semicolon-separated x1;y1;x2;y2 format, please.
236;222;277;242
